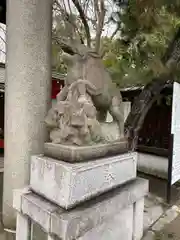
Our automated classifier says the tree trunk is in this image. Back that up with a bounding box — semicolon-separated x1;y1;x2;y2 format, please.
125;27;180;149
124;75;173;149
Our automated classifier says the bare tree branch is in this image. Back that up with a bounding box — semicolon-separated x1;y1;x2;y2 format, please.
0;25;6;46
0;25;6;58
0;35;5;45
0;49;6;55
71;0;91;47
0;25;6;34
110;27;119;40
95;0;106;53
93;0;99;23
52;36;76;55
54;0;84;44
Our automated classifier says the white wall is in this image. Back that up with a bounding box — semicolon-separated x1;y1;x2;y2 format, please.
137;153;168;179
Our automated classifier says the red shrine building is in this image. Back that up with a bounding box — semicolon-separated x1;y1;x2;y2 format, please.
51;71;65;101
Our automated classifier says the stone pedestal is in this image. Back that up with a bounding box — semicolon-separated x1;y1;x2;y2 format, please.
13;151;148;240
14;178;148;240
30;153;137;208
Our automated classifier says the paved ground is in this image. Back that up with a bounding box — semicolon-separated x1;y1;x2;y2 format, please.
141;173;180;240
161;215;180;239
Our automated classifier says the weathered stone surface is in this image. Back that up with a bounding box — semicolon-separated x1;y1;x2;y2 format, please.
133;198;144;240
78;206;134;240
13;187;31;212
51;178;148;239
22;193;58;233
30;152;137;209
44;139;128;162
31;223;48;240
15;178;148;240
3;0;52;227
16;213;30;240
143;194;166;232
46;46;125;146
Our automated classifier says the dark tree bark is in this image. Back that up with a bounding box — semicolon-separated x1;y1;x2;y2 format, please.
71;0;91;47
124;27;180;150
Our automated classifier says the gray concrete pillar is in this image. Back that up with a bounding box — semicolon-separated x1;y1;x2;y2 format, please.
3;0;52;228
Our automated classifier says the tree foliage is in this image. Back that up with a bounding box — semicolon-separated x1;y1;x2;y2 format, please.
120;0;180;143
102;0;180;87
52;0;180;89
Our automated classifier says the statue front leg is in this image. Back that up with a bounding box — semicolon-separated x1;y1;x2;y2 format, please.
56;86;69;101
96;109;107;122
109;97;124;137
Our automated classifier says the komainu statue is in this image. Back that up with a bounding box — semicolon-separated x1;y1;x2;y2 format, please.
45;45;124;146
